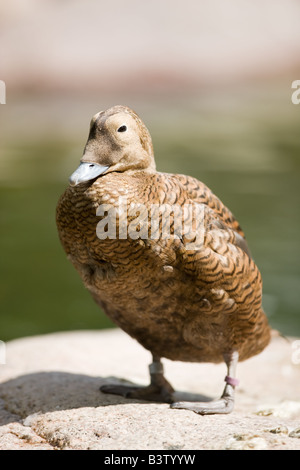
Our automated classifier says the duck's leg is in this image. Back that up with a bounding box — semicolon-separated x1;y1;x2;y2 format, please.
170;351;239;415
100;356;174;403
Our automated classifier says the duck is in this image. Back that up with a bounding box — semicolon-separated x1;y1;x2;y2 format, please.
56;105;271;414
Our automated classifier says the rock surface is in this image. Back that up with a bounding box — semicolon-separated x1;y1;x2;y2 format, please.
0;329;300;450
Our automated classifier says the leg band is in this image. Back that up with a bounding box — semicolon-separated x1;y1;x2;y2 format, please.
225;375;239;387
149;361;164;375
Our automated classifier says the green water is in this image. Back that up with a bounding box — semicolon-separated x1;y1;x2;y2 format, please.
1;99;300;341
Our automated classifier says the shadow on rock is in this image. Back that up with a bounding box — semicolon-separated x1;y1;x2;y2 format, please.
0;371;210;423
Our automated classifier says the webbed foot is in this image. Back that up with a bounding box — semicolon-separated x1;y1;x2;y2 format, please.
171;395;234;415
100;381;174;403
171;351;239;415
100;357;174;403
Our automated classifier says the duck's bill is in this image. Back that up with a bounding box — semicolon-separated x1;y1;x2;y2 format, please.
69;162;109;186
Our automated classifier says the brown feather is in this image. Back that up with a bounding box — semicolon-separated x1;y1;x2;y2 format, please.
56;105;271;366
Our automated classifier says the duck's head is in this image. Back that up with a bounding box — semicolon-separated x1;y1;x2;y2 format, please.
69;105;156;186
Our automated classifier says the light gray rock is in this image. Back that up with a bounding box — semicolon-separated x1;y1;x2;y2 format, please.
0;329;300;450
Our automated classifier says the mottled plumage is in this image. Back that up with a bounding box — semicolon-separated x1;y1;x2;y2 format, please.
56;105;271;414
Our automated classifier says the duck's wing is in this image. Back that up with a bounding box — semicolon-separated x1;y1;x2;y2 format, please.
174;174;244;234
173;174;251;257
165;174;269;357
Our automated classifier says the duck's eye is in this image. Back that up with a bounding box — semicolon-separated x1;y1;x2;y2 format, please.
117;125;127;133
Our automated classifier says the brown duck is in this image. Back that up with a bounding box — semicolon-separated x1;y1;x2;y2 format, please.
56;105;271;414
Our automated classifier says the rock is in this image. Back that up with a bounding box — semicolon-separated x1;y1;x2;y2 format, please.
289;427;300;439
0;329;300;450
268;426;289;435
256;400;300;418
225;434;269;450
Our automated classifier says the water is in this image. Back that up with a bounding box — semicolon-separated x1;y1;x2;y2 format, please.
1;94;299;341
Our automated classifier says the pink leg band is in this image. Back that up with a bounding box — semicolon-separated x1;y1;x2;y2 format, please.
225;375;239;387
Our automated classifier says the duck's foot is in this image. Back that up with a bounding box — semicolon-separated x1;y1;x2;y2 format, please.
171;351;239;415
100;382;174;403
100;357;174;403
170;395;234;415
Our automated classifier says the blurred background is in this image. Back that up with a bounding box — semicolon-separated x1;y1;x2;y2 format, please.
1;0;300;341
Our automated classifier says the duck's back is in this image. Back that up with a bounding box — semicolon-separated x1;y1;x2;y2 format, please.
56;170;270;364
